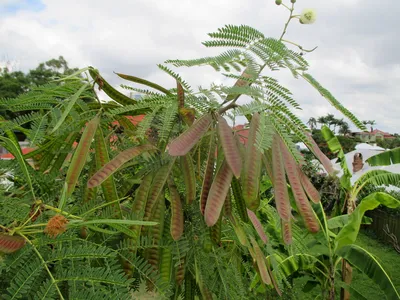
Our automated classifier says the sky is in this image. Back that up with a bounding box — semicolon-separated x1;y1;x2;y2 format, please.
0;0;399;133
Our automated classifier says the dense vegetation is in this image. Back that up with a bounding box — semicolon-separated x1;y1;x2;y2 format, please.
0;2;399;299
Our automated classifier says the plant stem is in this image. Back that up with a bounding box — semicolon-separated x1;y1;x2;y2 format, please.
279;3;295;41
43;204;81;220
0;224;10;232
18;205;41;230
19;233;65;300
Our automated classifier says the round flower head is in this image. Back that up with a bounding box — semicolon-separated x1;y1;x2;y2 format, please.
300;9;317;24
44;214;68;238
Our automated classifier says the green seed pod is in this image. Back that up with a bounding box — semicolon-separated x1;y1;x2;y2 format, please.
275;0;282;5
291;0;296;3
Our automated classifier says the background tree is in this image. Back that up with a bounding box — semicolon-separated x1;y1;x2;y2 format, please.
317;116;328;128
0;56;82;136
338;120;351;136
307;117;317;130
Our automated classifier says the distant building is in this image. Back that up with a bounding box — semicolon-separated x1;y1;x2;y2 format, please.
351;129;395;143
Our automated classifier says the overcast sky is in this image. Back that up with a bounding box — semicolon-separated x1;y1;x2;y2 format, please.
1;0;399;133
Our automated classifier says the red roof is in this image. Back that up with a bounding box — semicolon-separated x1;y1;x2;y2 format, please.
233;124;249;145
354;129;394;139
112;115;145;127
0;147;36;160
371;129;393;137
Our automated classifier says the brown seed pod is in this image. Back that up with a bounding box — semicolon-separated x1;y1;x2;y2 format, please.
247;209;268;244
250;237;271;285
144;160;174;220
179;107;196;126
200;132;216;215
272;135;291;221
282;220;292;245
298;166;321;204
231;177;249;223
145;195;165;270
180;155;196;204
88;144;156;188
305;132;335;175
66;115;100;196
242;113;262;211
279;139;319;233
168;113;212;156
217;116;242;178
94;127;118;202
204;160;233;227
0;234;26;254
168;177;184;241
176;258;185;285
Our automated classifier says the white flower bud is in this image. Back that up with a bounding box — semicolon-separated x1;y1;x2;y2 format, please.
300;8;317;25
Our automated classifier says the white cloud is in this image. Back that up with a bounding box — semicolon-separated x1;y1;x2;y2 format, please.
0;0;399;133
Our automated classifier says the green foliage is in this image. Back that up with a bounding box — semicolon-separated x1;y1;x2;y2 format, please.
367;147;400;166
0;4;395;299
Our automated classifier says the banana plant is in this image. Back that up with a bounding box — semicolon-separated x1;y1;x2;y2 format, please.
320;125;400;299
269;199;400;300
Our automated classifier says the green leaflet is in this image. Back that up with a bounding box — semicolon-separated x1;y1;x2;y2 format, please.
51;83;89;133
335;192;400;252
49;133;78;174
65;115;100;197
366;147;400;166
0;116;19;146
0;136;35;200
336;245;400;300
302;73;366;130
